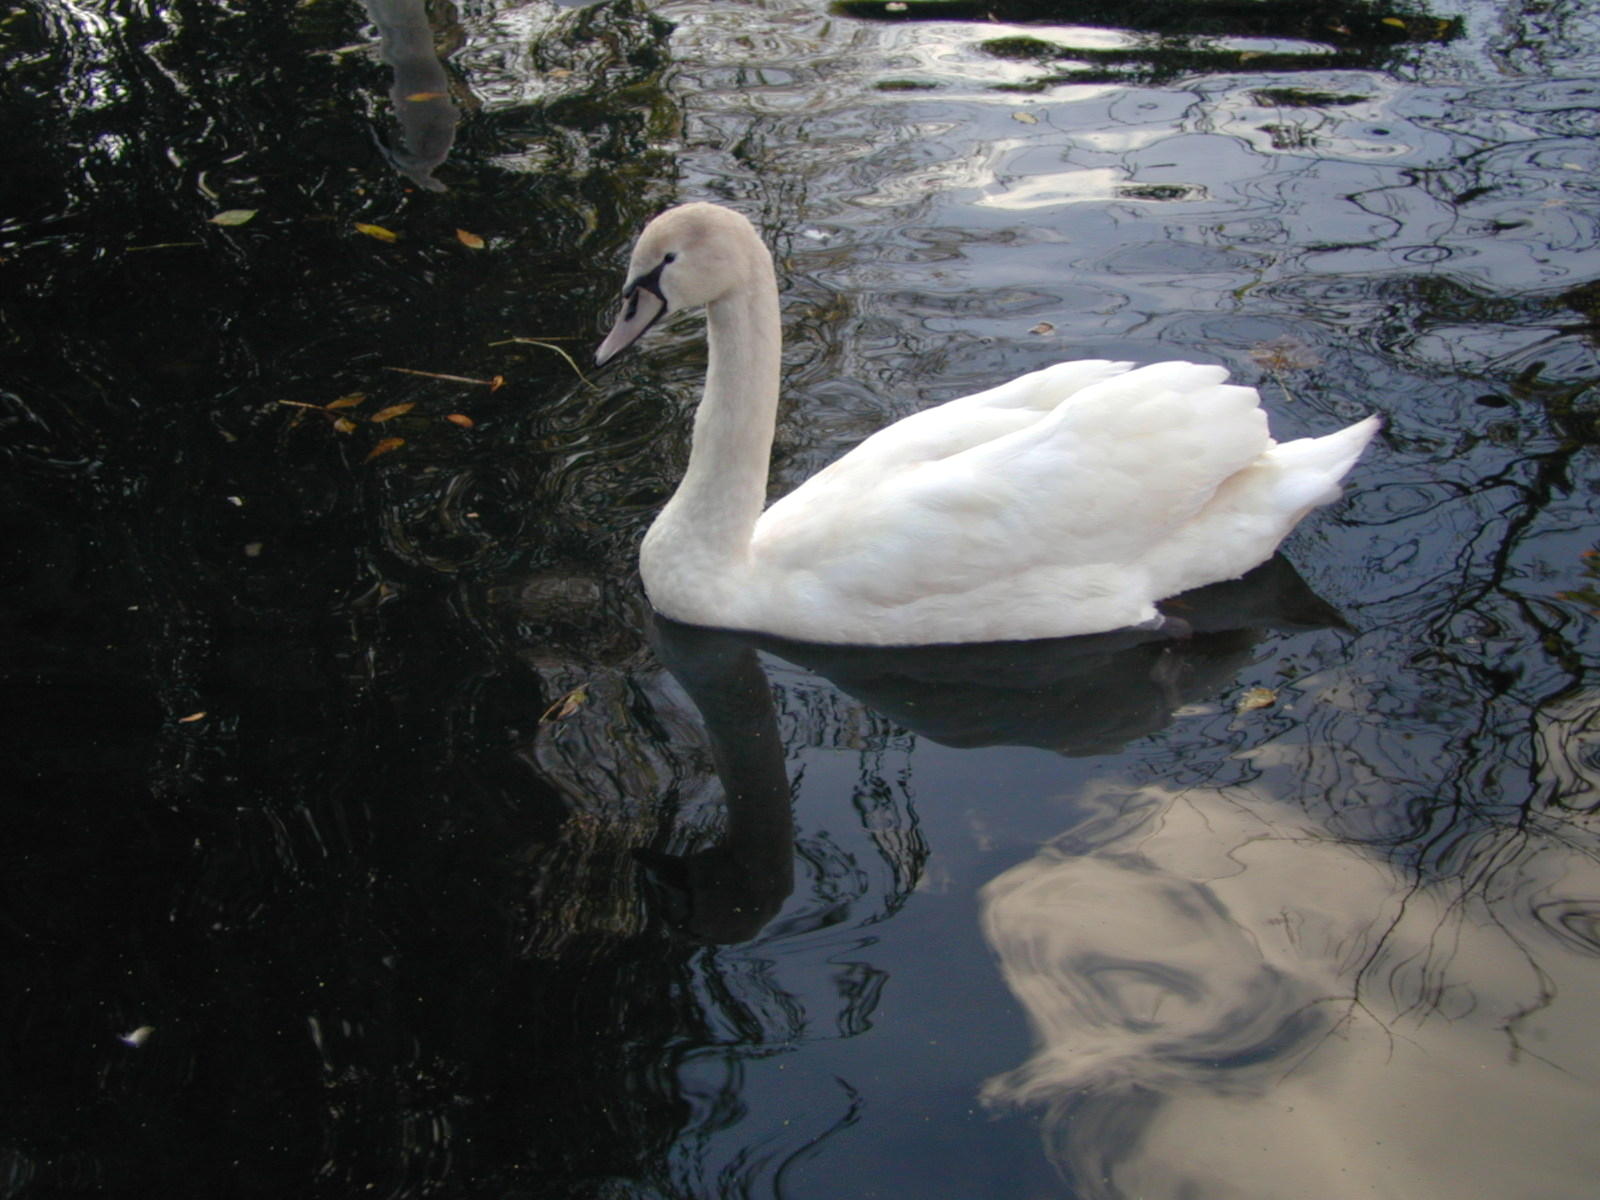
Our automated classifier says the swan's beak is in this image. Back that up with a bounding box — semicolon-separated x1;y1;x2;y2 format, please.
595;288;667;366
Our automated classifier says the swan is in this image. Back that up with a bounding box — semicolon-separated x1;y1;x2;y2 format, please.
596;202;1378;646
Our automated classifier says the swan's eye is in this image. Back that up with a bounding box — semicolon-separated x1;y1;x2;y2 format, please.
662;252;677;265
631;259;671;307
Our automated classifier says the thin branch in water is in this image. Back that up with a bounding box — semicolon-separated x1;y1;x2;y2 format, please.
1271;370;1297;405
384;367;505;391
489;337;597;390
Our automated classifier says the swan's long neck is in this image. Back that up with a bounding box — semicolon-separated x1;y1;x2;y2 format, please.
648;253;782;573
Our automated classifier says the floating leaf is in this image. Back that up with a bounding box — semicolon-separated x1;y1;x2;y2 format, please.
1236;687;1278;713
547;67;573;79
1011;110;1039;124
490;375;505;392
540;685;588;724
365;436;405;461
1028;322;1055;336
371;402;415;423
333;417;358;434
119;1026;155;1048
326;393;366;410
1381;16;1407;27
404;90;446;101
456;228;486;250
445;413;475;428
355;222;399;243
1249;336;1321;372
209;208;257;226
178;711;207;723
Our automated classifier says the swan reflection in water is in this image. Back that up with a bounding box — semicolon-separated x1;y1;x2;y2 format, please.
643;559;1600;1196
635;615;796;945
637;554;1341;937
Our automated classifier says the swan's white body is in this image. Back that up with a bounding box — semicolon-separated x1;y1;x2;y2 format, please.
598;203;1378;646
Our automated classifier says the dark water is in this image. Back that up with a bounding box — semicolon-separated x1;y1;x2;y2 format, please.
4;0;1600;1196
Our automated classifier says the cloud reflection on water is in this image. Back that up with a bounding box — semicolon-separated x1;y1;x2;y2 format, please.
981;766;1600;1198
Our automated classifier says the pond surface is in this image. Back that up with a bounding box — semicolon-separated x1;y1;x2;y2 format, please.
5;0;1600;1196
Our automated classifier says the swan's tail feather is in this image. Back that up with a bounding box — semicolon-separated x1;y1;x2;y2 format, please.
1266;415;1381;512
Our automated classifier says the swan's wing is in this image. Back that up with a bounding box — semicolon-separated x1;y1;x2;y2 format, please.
771;360;1136;507
753;362;1272;607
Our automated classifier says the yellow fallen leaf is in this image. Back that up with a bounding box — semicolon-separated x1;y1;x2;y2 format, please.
404;91;446;101
1381;16;1407;27
456;229;485;250
370;402;415;423
445;413;475;428
1012;110;1039;124
209;209;257;226
326;393;366;410
1236;687;1278;713
355;222;399;243
333;417;357;434
178;711;207;723
1249;336;1321;372
365;436;405;461
1029;322;1054;335
540;686;588;724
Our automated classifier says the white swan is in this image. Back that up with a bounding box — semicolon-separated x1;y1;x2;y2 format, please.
597;202;1379;646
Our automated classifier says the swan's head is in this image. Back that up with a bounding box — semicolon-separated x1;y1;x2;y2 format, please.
595;203;765;365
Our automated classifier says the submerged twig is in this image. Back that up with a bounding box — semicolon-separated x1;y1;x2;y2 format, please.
384;366;505;390
489;337;598;390
127;241;203;252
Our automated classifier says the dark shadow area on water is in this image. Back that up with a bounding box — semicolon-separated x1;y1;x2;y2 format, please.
1;0;698;1194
